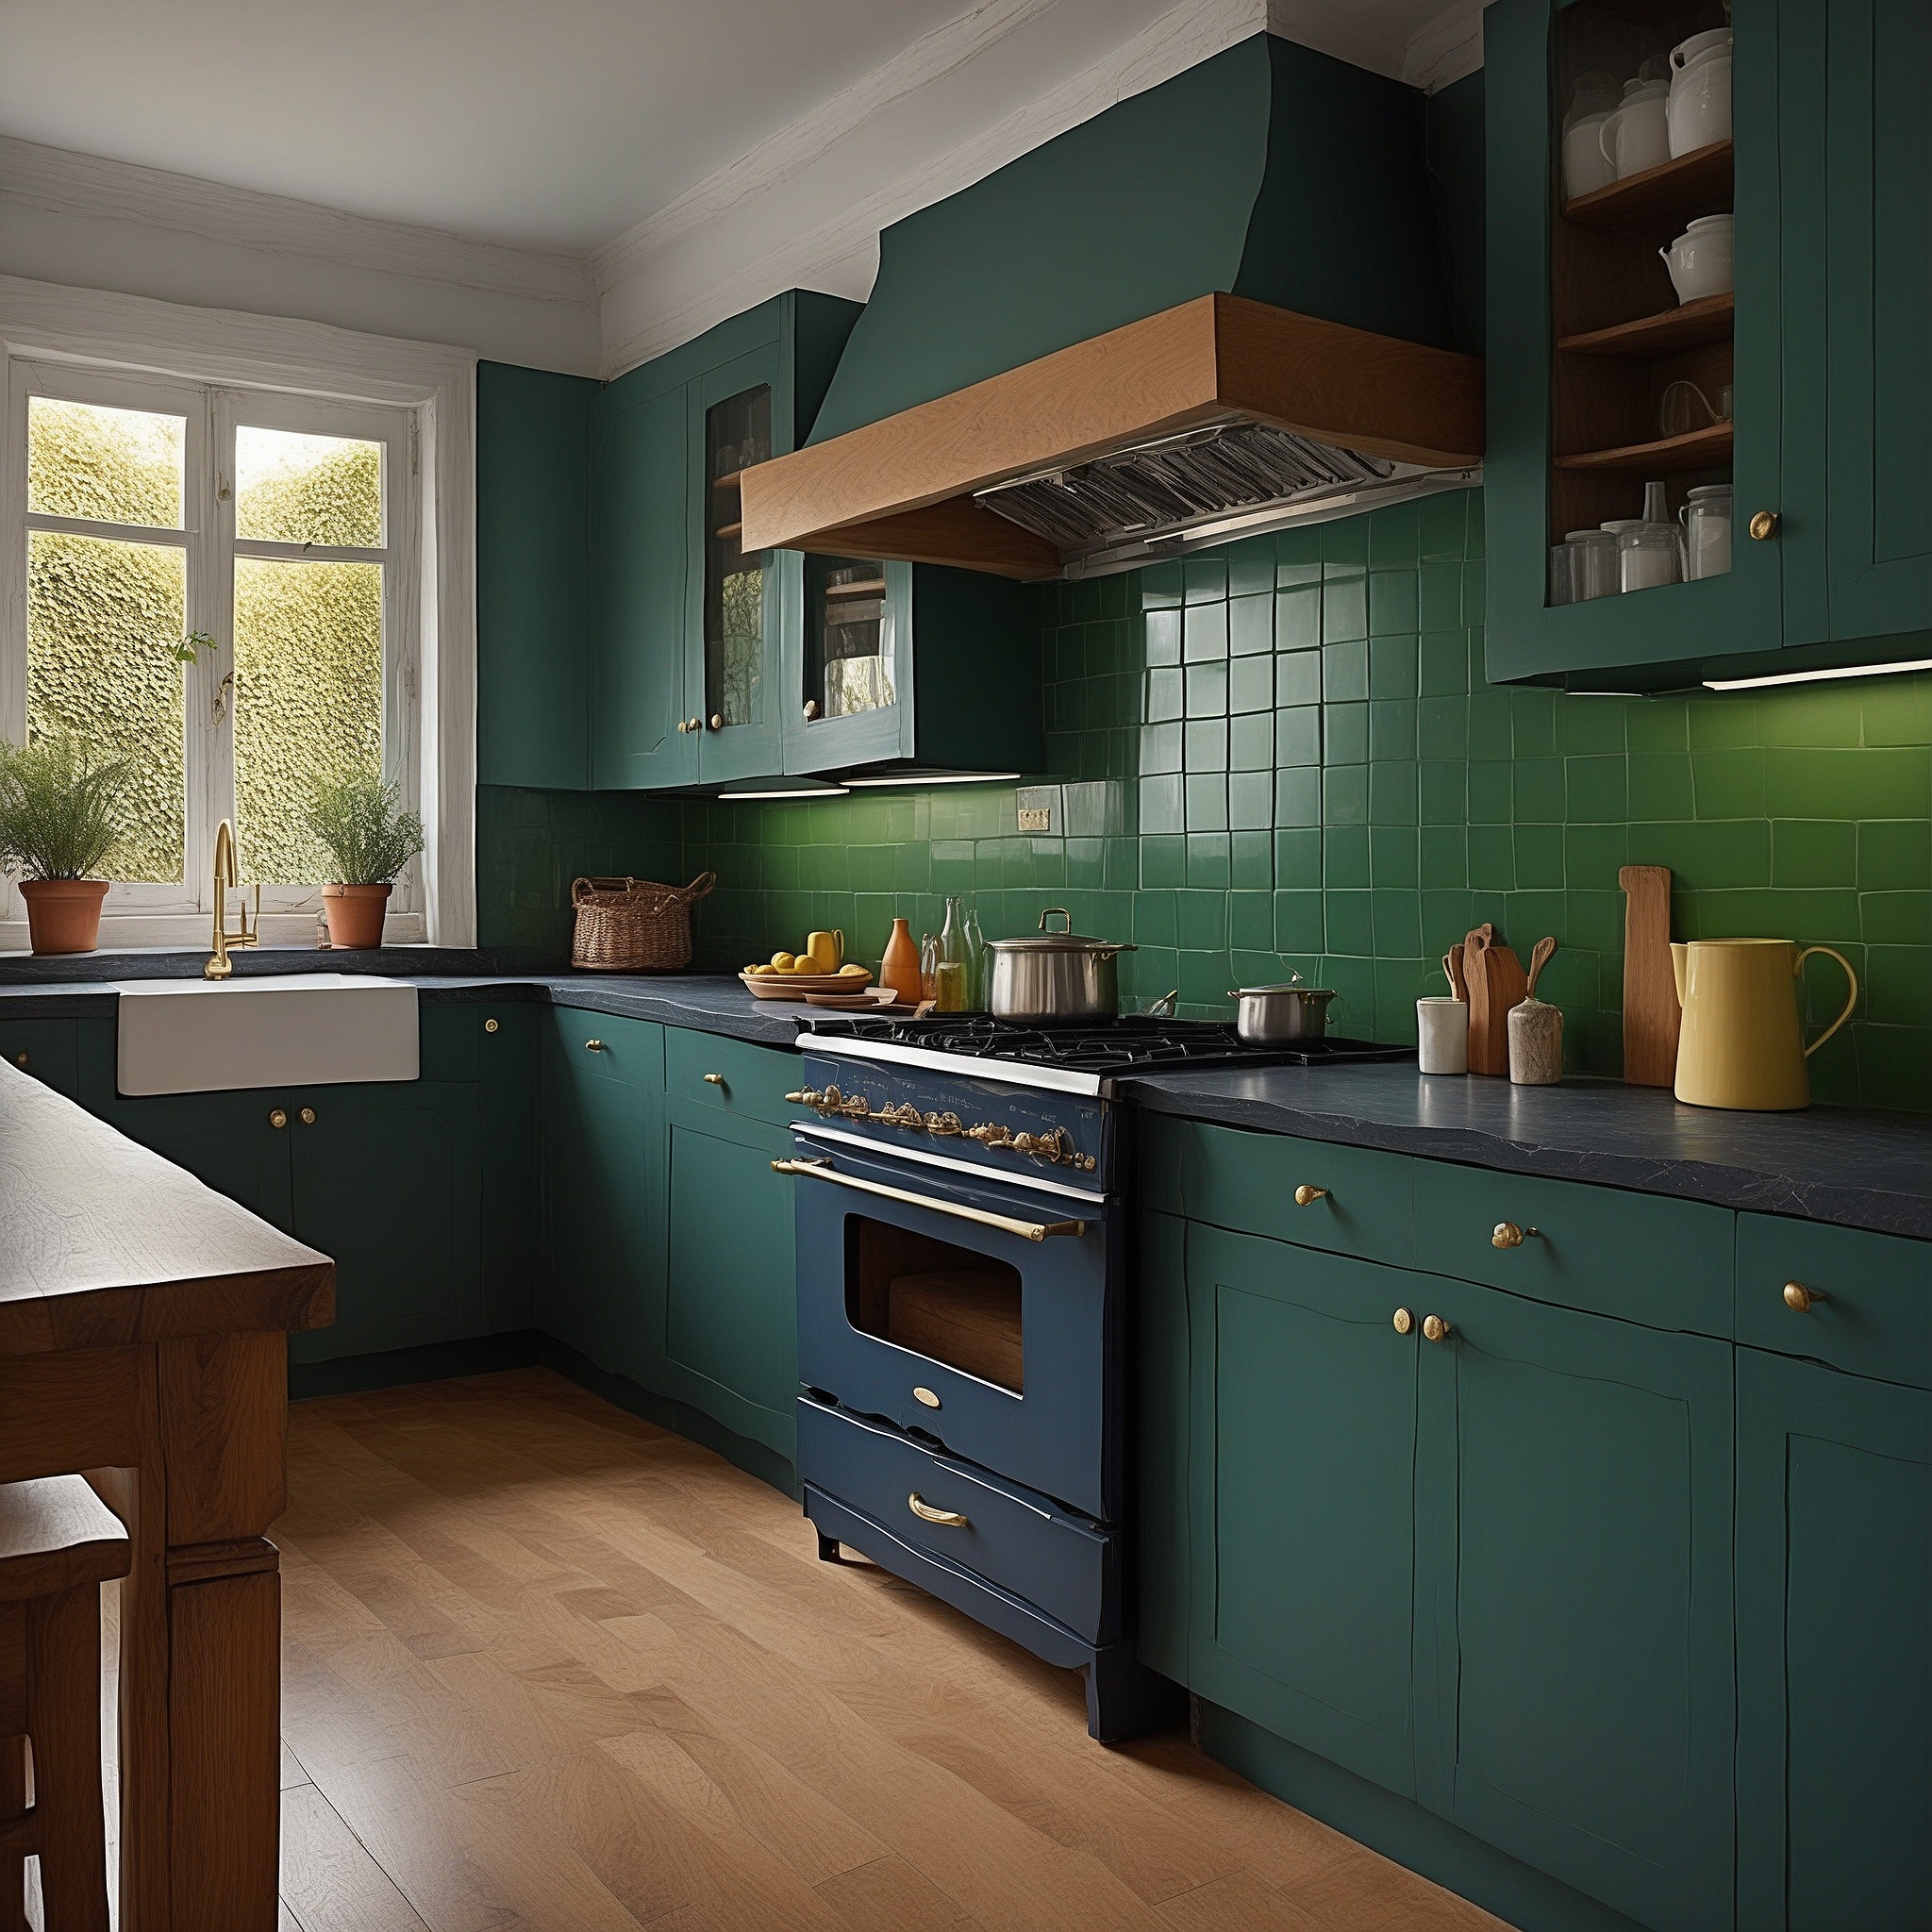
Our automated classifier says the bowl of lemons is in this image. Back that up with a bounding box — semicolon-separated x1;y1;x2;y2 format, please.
740;947;873;1001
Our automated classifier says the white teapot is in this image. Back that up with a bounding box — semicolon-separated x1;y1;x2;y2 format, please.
1668;29;1732;156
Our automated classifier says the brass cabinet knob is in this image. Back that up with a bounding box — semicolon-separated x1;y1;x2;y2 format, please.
709;713;724;731
268;1108;288;1129
1749;510;1782;541
299;1107;316;1125
1392;1307;1414;1335
677;719;691;733
1784;1280;1825;1313
1294;1184;1328;1207
804;700;821;720
12;1052;25;1068
484;1017;500;1034
703;1072;725;1086
908;1491;969;1527
1492;1221;1528;1249
585;1039;605;1052
1422;1314;1452;1343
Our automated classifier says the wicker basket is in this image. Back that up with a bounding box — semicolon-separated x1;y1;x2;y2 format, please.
570;873;715;972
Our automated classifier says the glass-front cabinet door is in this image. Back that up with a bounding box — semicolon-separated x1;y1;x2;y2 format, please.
789;556;913;772
689;351;787;782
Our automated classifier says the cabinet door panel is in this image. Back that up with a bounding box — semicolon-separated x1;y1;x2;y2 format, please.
108;1089;292;1231
1414;1282;1734;1932
591;382;694;789
661;1102;796;1458
1822;0;1932;642
1186;1224;1420;1797
289;1083;480;1361
1737;1349;1932;1931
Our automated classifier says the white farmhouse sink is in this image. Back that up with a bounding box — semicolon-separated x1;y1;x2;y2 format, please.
115;973;420;1096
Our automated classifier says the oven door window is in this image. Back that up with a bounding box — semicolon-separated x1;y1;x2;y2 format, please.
846;1216;1023;1393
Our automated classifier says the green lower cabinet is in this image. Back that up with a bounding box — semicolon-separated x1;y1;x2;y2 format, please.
288;1081;483;1364
541;1010;664;1376
1736;1348;1932;1931
1184;1223;1422;1797
1413;1279;1736;1932
656;1097;797;1462
0;1017;83;1102
106;1086;294;1231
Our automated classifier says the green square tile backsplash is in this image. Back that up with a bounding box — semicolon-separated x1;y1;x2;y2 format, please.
477;491;1932;1110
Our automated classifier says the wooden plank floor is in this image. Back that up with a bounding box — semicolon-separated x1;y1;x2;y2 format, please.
258;1369;1509;1932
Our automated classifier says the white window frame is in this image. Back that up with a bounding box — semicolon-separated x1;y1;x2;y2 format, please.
0;272;476;949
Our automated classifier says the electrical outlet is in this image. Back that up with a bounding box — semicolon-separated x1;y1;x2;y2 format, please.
1017;806;1052;832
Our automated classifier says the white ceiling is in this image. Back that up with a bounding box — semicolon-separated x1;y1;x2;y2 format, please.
0;0;1474;258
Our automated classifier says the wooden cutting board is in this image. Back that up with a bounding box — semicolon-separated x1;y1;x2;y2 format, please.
1620;864;1680;1087
1466;926;1529;1076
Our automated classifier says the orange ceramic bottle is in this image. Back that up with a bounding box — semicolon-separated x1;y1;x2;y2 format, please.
880;917;923;1003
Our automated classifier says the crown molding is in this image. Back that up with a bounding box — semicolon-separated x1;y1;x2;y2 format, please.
0;135;595;312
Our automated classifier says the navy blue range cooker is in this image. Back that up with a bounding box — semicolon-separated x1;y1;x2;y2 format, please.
778;1014;1408;1742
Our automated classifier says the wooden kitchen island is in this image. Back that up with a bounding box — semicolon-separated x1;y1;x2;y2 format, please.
0;1058;333;1930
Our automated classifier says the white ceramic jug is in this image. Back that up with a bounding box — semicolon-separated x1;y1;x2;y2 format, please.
1600;80;1672;179
1668;31;1732;156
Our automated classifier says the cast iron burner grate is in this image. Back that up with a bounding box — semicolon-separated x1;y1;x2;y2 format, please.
798;1013;1414;1074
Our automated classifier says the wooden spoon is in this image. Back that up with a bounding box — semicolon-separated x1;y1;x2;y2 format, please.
1441;951;1468;1000
1526;936;1557;999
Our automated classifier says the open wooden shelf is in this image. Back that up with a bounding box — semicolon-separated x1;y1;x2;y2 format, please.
1556;423;1733;473
1558;291;1734;358
1563;140;1733;234
824;577;888;598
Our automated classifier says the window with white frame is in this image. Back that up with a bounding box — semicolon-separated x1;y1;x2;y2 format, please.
8;359;425;941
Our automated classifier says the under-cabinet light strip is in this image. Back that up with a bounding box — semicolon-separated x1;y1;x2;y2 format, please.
716;785;850;800
1704;658;1932;691
841;771;1022;788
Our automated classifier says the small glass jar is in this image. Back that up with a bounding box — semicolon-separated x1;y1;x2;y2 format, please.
1679;483;1733;580
1619;523;1682;591
1565;527;1620;600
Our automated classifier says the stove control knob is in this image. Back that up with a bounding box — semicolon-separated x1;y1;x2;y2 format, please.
1011;1132;1041;1155
784;1089;824;1108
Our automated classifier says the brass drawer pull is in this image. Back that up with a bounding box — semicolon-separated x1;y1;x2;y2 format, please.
585;1039;606;1052
1392;1307;1414;1335
1422;1314;1452;1343
908;1492;969;1528
703;1073;725;1086
1294;1185;1328;1207
1784;1280;1826;1313
1492;1221;1539;1249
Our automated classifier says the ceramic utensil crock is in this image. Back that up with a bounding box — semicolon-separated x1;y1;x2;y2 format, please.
1417;997;1469;1074
1670;938;1858;1109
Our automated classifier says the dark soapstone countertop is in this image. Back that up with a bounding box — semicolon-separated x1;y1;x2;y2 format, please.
1121;1062;1932;1240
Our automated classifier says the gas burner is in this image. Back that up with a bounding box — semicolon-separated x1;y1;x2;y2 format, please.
798;1012;1413;1074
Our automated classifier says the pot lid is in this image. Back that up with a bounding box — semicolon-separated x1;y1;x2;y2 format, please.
1230;983;1337;998
988;908;1135;954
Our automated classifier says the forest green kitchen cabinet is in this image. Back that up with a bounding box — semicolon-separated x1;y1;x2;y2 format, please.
1735;1348;1932;1931
0;1015;84;1102
1167;1213;1735;1932
588;291;863;790
1484;0;1932;687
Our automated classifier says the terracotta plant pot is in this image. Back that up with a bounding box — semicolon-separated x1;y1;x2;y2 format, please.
19;878;108;955
322;883;392;949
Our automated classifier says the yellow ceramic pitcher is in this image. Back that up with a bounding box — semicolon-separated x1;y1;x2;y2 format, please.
1669;938;1858;1110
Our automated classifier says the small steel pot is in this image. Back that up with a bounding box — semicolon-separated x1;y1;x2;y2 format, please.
988;909;1137;1021
1228;982;1337;1042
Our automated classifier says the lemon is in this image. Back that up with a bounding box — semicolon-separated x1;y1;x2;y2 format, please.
771;951;796;972
750;963;775;976
839;962;868;976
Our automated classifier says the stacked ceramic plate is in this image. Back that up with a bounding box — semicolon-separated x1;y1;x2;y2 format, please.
739;969;874;1003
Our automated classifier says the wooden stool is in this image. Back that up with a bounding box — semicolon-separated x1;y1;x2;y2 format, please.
0;1476;129;1932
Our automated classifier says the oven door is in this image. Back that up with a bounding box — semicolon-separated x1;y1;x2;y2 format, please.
784;1124;1119;1522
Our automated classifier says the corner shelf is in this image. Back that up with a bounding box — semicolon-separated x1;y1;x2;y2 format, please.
1556;424;1733;473
1563;140;1734;235
1558;291;1735;358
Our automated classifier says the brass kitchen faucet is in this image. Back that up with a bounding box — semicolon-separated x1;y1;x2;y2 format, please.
205;818;259;980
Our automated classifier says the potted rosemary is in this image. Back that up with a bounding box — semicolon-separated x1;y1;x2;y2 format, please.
0;734;128;955
307;774;425;950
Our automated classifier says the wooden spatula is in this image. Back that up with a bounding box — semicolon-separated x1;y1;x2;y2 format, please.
1526;936;1557;999
1619;865;1679;1087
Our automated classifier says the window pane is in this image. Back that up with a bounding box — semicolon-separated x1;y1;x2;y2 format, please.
235;427;382;547
27;397;185;529
234;558;383;882
26;531;186;882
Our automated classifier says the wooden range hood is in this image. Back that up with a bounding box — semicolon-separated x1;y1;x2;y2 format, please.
738;291;1484;581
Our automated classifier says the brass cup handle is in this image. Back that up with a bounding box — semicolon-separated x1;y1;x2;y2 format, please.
703;1073;725;1086
1392;1307;1414;1335
908;1492;969;1528
1492;1221;1538;1249
1750;510;1781;541
1294;1185;1328;1207
1784;1280;1827;1313
1422;1314;1452;1343
268;1108;288;1129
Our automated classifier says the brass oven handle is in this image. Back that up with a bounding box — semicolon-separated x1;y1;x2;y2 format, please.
908;1492;969;1527
770;1158;1089;1242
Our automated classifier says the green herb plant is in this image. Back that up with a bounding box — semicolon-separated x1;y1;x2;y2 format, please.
0;734;130;880
306;773;425;885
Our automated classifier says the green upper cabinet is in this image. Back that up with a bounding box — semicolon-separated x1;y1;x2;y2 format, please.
1485;0;1932;687
1736;1348;1932;1931
782;559;1041;777
477;362;596;790
587;291;862;790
